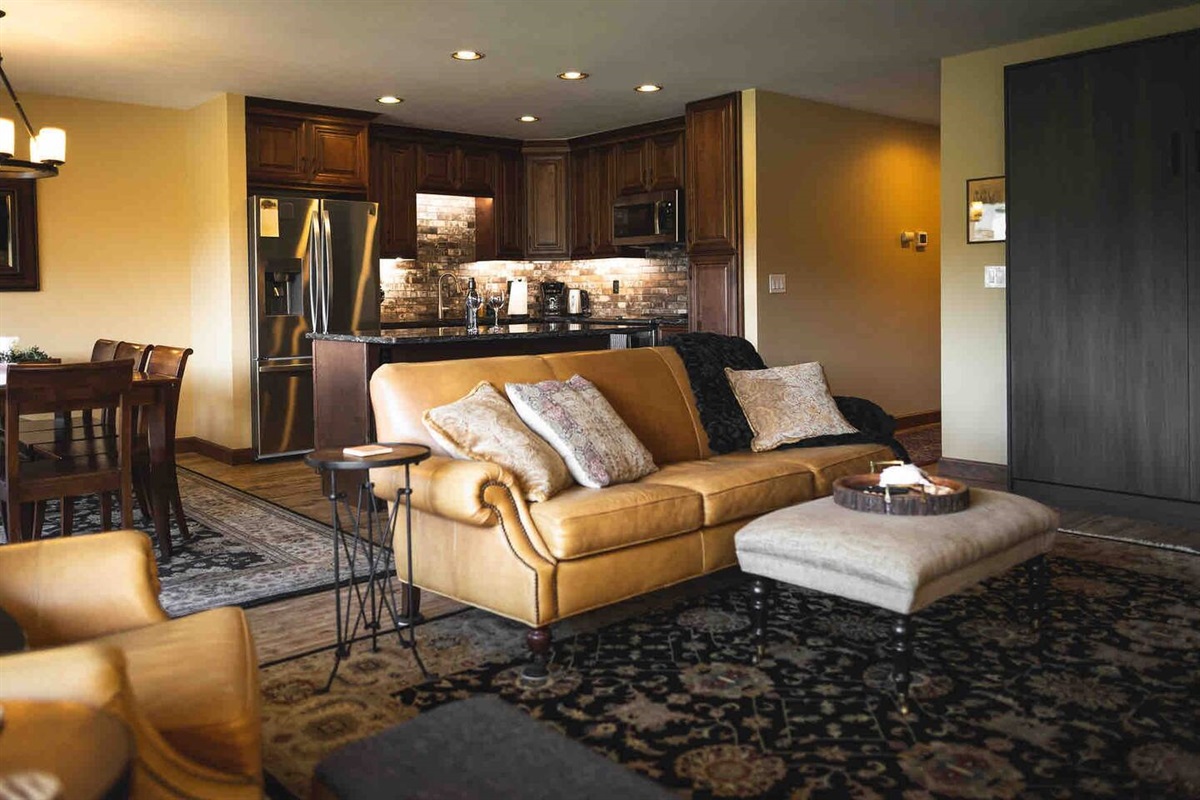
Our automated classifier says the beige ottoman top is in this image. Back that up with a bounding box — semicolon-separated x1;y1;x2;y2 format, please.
735;489;1058;614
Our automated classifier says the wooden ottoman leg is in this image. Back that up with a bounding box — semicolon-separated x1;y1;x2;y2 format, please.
750;577;772;664
891;614;913;715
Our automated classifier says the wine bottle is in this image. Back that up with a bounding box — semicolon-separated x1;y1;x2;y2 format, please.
464;277;482;333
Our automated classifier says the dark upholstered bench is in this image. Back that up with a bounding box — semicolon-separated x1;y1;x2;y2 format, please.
312;695;676;799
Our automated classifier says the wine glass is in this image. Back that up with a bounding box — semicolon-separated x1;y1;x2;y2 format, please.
487;292;506;330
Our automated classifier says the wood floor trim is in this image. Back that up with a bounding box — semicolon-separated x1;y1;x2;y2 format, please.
895;409;941;430
176;436;256;465
938;457;1007;485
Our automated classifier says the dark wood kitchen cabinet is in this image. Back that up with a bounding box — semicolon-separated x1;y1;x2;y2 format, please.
416;143;497;195
616;130;684;195
685;93;742;335
524;142;570;259
495;148;525;259
246;99;373;192
370;139;418;259
1006;29;1200;527
570;145;619;259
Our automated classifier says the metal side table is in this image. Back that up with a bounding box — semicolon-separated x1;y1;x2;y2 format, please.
304;443;431;691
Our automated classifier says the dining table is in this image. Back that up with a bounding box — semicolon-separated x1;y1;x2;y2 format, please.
0;368;183;559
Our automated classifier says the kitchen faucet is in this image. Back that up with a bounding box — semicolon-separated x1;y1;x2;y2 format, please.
437;271;461;321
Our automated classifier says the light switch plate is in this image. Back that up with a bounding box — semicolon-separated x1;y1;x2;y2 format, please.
984;265;1006;288
768;274;786;294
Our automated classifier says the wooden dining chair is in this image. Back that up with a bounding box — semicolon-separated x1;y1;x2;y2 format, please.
91;338;122;362
113;342;152;373
132;345;193;540
0;361;134;544
20;339;127;436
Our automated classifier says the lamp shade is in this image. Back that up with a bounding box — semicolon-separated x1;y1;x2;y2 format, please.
0;118;12;158
35;127;65;164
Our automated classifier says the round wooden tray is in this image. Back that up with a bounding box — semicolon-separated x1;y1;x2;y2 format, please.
833;474;969;516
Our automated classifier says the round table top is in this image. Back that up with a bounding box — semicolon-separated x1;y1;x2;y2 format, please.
305;442;432;471
0;605;25;654
0;700;132;800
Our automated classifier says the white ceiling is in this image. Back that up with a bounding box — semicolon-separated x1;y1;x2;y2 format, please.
2;0;1193;138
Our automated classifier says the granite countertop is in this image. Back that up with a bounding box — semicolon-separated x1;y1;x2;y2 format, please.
310;320;656;345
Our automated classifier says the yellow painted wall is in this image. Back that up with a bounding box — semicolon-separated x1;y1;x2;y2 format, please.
750;90;940;416
940;5;1200;465
0;92;249;446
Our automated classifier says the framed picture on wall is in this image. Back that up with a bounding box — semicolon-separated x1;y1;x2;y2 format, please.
967;176;1006;244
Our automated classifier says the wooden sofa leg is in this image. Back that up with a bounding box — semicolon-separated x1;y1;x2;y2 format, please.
751;577;772;664
522;626;552;681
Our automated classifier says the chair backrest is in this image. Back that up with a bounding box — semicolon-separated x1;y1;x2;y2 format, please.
113;342;153;372
143;345;193;380
4;360;134;418
90;339;122;362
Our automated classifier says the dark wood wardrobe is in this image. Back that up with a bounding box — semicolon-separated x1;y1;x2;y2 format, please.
1005;29;1200;527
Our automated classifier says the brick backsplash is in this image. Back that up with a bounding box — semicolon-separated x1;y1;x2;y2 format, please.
380;195;690;323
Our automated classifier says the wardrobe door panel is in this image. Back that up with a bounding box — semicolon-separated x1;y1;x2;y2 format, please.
1007;36;1191;499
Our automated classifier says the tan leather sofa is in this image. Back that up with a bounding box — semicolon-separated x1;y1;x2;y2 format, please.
0;531;263;798
370;346;891;673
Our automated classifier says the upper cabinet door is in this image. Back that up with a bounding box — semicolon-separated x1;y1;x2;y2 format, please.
458;148;497;195
308;120;369;189
590;145;619;257
247;113;309;186
417;143;458;192
570;148;594;258
525;147;570;259
686;94;740;254
496;150;524;259
616;139;649;195
647;131;684;191
371;139;417;259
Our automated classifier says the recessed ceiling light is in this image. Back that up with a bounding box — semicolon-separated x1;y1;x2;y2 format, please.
376;95;403;105
451;50;485;61
557;71;589;81
516;115;540;123
634;84;663;93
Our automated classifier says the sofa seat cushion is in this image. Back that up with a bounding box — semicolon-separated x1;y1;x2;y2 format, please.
751;443;895;496
530;483;703;560
94;606;260;781
641;453;815;526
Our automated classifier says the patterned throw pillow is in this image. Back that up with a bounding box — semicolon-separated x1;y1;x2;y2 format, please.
505;375;657;489
725;363;859;452
422;381;573;502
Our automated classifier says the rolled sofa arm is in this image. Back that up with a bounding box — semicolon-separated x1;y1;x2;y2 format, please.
0;644;261;798
0;530;168;647
371;456;519;527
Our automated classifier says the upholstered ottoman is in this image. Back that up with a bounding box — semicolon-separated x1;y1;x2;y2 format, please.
734;488;1058;713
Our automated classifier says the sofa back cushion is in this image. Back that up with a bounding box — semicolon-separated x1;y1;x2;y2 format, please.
541;348;707;465
371;356;557;455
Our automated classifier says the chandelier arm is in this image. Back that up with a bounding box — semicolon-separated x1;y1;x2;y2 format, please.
0;57;37;138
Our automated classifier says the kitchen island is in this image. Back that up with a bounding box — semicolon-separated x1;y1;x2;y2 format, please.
310;320;657;452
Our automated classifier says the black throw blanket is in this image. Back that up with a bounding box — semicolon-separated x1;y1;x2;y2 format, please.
667;332;910;461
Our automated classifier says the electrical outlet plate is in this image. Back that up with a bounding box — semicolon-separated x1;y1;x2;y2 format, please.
984;265;1006;288
768;274;786;294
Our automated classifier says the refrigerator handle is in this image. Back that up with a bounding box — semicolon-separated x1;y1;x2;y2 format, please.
308;210;320;328
321;209;333;334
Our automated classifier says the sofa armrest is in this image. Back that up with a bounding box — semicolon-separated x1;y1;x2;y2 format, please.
0;530;168;647
372;456;517;527
0;644;261;797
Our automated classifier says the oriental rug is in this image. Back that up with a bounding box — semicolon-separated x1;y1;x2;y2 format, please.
259;534;1200;799
18;469;362;617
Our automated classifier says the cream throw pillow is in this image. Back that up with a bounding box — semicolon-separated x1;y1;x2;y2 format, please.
422;381;573;502
505;375;657;489
725;362;858;452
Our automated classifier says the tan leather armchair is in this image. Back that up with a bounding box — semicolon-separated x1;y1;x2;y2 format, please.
0;531;263;798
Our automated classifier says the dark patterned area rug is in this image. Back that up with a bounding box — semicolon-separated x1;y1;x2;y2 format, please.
9;469;360;617
260;535;1199;799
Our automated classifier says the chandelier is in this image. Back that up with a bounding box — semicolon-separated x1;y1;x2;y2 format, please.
0;9;64;179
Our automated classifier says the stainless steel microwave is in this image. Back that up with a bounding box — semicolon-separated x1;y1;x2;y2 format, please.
613;189;680;246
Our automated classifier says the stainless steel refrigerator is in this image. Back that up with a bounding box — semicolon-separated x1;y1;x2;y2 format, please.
249;195;380;459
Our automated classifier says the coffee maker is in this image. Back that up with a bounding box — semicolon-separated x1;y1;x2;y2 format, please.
541;281;566;316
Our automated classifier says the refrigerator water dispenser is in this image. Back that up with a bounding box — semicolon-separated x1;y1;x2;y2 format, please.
265;258;302;316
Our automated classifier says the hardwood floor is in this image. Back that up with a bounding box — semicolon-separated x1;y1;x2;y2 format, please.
177;452;468;664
